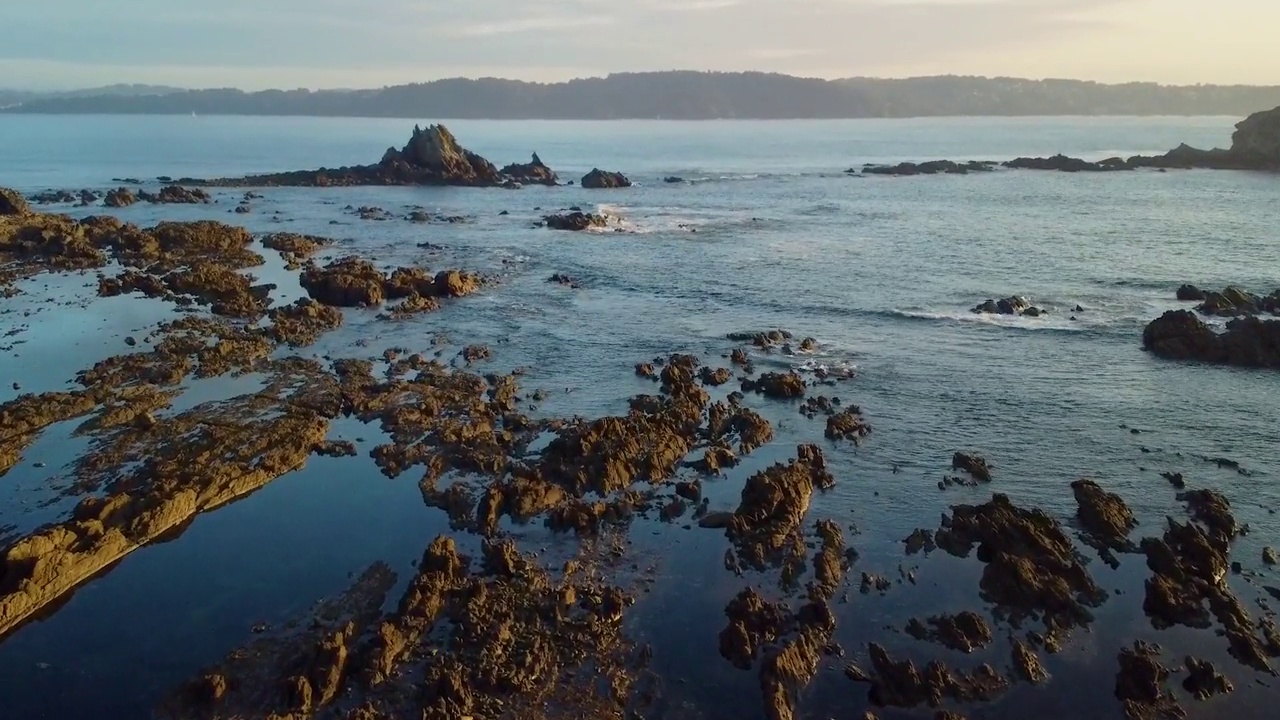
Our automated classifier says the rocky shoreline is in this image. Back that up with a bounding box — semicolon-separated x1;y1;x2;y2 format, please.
3;110;1280;720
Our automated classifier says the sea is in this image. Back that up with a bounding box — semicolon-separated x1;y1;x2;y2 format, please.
0;114;1278;719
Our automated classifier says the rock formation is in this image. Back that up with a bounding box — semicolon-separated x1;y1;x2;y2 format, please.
972;296;1045;317
1142;310;1280;369
0;188;30;216
176;124;518;187
1128;105;1280;170
582;168;632;189
544;212;608;231
499;153;558;186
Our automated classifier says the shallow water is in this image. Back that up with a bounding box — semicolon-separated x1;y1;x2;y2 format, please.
1;115;1279;719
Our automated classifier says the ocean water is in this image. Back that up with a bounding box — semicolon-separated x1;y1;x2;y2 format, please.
1;114;1279;719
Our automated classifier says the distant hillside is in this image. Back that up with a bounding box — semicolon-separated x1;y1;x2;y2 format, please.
5;72;1280;119
0;84;185;109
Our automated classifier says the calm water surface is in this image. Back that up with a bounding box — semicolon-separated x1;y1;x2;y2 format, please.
0;115;1277;719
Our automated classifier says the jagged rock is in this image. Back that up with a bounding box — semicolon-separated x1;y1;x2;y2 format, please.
1182;657;1232;701
972;296;1042;316
905;611;993;653
742;372;806;399
1143;310;1280;369
103;187;137;208
301;257;387;307
181;124;502;187
1128;106;1280;170
1115;642;1185;720
951;452;991;482
934;493;1105;641
581;168;632;189
0;187;32;216
826;407;871;442
500;153;558;186
544;212;608;231
139;186;211;204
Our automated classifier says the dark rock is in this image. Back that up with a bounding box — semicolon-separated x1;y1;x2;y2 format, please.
664;176;685;183
547;273;580;288
1176;284;1206;302
543;212;608;231
1160;472;1186;490
581;168;632;189
138;186;211;204
182;124;501;187
1115;642;1184;720
863;159;997;176
1182;657;1232;701
951;452;992;482
499;153;558;186
29;189;77;204
972;296;1035;316
1143;310;1280;369
1003;154;1133;172
1129;106;1280;170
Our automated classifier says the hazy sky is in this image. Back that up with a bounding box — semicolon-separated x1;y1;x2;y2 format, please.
3;0;1278;89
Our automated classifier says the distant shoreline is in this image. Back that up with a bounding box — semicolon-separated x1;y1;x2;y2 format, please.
5;72;1280;120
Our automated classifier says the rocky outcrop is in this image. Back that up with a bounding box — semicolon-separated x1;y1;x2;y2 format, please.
299;257;481;308
182;124;506;187
1142;310;1280;369
543;212;608;231
972;296;1045;317
0;187;31;216
1004;155;1131;172
581;168;632;189
139;186;212;204
1176;284;1207;301
103;187;137;208
862;160;997;176
499;153;558;186
1191;286;1280;316
1128;105;1280;170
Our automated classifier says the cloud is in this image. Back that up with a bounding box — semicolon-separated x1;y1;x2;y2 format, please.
2;0;1275;88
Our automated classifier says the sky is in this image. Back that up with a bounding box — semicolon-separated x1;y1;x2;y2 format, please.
2;0;1279;90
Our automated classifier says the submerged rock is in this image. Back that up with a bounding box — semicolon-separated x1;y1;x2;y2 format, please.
581;168;632;189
